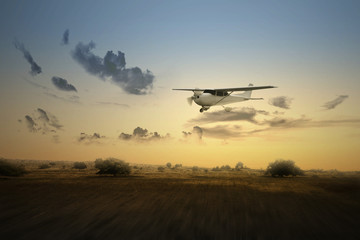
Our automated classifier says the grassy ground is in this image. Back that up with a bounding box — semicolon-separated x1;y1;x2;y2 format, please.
0;160;359;239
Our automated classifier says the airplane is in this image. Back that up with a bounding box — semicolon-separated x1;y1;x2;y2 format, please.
173;84;276;112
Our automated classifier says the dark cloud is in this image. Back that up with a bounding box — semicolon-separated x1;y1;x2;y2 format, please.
71;41;154;95
23;109;63;142
119;127;170;142
181;126;204;143
187;107;261;126
78;132;105;144
25;115;37;132
322;95;349;110
192;126;203;140
13;40;42;76
268;96;293;109
37;108;63;130
61;29;69;45
52;76;77;92
133;127;148;138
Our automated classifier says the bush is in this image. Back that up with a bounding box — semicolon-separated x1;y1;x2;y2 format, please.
174;164;182;169
95;158;131;176
166;162;172;168
265;159;304;177
158;166;165;172
0;159;27;176
221;165;232;171
235;162;244;170
192;166;199;172
39;163;51;169
73;162;87;169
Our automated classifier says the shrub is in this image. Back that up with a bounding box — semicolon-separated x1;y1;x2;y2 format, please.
73;162;87;169
166;162;172;168
95;158;131;176
212;166;221;171
265;159;304;177
192;166;199;172
235;162;244;170
39;163;51;169
0;159;27;176
221;165;232;171
158;166;165;172
174;164;182;168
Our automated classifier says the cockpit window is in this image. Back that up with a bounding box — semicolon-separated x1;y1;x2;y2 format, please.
203;90;228;96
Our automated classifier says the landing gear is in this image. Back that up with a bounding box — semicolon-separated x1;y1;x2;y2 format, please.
200;107;209;113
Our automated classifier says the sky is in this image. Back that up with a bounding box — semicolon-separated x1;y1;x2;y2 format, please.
1;0;359;170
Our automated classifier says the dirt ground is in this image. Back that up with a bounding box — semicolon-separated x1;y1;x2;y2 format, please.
0;162;359;240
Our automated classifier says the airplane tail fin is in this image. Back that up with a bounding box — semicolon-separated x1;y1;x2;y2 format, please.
238;83;253;98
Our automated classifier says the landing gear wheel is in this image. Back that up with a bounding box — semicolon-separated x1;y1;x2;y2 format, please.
200;108;204;113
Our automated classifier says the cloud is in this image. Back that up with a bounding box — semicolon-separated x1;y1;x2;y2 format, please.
262;116;311;128
44;92;80;104
322;95;349;110
187;107;261;126
192;126;203;140
52;76;77;92
25;115;37;132
37;108;63;130
268;96;293;109
200;125;243;139
13;40;42;76
119;127;170;142
181;126;204;143
78;132;105;144
97;102;129;108
71;41;154;95
23;109;63;142
61;29;69;45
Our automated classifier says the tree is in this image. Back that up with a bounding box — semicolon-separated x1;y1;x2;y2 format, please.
235;162;243;170
94;158;131;176
265;159;304;177
73;162;87;169
39;163;51;169
0;159;27;177
166;162;172;168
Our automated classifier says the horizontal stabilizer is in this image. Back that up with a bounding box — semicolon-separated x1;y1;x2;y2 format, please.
243;97;263;100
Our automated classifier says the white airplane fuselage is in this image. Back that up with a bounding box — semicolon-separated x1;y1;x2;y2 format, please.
194;93;247;107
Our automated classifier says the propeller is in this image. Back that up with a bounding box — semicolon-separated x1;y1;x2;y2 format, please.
187;88;202;106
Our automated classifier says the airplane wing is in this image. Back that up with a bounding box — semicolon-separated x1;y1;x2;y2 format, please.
172;86;276;92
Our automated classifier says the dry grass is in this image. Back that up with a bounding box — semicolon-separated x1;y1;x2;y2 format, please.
0;160;359;239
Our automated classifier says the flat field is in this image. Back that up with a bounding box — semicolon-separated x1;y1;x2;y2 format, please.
0;161;359;239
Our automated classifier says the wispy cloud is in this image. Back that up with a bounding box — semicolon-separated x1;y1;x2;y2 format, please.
97;102;129;108
61;29;69;45
44;92;80;104
72;41;154;95
13;40;42;76
187;107;262;126
78;132;105;144
322;95;349;110
268;96;293;109
119;127;170;142
25;115;37;132
23;108;63;143
52;76;77;92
